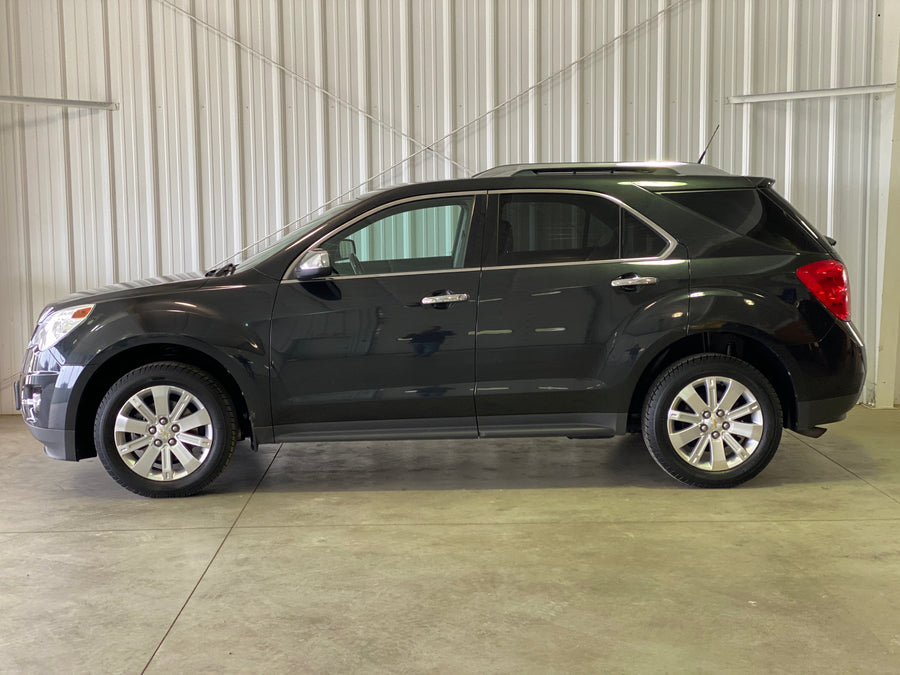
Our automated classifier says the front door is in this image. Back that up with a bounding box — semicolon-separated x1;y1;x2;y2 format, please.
270;193;485;440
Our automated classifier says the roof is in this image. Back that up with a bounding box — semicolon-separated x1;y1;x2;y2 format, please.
474;161;734;178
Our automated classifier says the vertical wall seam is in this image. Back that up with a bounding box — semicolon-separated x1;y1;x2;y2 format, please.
657;0;667;157
698;0;710;158
189;0;204;270
233;0;248;254
145;0;163;275
9;0;33;324
741;0;753;174
613;0;623;160
826;0;840;238
100;0;119;283
56;0;76;293
783;0;796;200
277;0;289;237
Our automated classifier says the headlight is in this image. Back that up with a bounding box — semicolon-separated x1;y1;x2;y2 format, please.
33;305;94;352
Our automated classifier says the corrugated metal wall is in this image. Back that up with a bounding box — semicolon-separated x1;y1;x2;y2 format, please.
0;0;893;413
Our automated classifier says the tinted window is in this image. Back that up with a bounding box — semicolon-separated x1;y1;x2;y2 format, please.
496;194;668;265
622;211;668;258
663;189;820;253
324;196;474;275
497;194;619;265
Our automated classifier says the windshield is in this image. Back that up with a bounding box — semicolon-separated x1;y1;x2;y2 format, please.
233;202;357;270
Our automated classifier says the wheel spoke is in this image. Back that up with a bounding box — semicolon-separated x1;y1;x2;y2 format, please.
729;421;763;441
727;401;760;421
687;435;710;465
677;384;708;415
161;447;174;481
176;409;211;433
718;380;747;414
151;386;170;419
670;425;702;448
117;435;152;456
115;414;149;435
132;445;162;477
668;410;701;424
705;377;719;410
169;390;191;422
709;436;728;471
170;441;202;473
176;432;212;449
128;395;156;423
724;432;750;460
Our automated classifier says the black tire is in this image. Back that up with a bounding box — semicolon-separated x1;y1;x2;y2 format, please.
642;354;782;488
94;361;238;497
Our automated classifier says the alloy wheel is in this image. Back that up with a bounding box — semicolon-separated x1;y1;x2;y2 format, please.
666;376;764;472
113;384;214;481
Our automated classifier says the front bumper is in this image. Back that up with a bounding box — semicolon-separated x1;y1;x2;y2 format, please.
14;371;77;461
24;422;78;461
16;346;90;462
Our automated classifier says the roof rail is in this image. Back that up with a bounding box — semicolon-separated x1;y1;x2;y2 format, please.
474;162;733;178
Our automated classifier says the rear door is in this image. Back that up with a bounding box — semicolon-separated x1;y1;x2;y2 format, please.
474;190;689;436
270;193;485;440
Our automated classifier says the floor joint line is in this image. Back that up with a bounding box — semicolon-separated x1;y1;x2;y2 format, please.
140;444;282;674
789;431;900;506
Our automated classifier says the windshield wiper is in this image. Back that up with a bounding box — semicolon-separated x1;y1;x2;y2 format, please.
205;263;237;277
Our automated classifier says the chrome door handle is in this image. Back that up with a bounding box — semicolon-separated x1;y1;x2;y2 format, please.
421;293;469;305
611;275;658;288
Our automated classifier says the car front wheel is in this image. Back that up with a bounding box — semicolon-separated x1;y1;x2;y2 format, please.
94;361;238;497
642;354;782;488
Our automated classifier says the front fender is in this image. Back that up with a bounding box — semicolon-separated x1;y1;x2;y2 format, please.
53;278;277;435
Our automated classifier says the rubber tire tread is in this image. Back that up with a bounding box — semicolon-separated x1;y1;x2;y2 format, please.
94;361;238;498
641;353;782;488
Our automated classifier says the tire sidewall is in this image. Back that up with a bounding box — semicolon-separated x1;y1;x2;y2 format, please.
643;355;782;487
94;363;236;497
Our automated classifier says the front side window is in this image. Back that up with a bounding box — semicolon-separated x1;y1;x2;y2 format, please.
495;193;668;265
323;196;475;276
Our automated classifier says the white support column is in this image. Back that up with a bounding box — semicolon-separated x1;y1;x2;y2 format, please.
875;22;900;408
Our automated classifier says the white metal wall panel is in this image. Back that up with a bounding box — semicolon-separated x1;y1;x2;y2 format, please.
0;0;894;413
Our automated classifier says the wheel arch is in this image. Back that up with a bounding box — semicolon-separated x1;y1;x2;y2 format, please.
72;344;253;460
627;331;798;432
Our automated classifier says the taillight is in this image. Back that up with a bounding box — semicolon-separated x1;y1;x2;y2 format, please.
796;259;850;321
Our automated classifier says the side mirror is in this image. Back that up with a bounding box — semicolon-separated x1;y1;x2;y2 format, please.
294;248;332;280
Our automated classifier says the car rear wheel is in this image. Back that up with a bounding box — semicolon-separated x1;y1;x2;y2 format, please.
94;361;238;497
642;354;782;488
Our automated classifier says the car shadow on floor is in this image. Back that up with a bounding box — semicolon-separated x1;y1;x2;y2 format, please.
216;432;867;494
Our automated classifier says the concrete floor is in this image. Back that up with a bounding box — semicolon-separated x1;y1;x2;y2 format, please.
1;407;899;673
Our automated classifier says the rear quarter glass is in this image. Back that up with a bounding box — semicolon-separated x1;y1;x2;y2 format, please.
661;188;827;255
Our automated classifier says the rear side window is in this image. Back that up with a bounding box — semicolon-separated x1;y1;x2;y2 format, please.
622;211;667;258
496;193;669;265
662;189;820;253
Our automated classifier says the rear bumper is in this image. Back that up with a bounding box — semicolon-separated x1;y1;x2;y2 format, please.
796;393;859;430
793;320;865;430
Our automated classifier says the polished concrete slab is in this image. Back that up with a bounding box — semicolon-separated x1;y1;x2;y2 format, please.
1;407;899;672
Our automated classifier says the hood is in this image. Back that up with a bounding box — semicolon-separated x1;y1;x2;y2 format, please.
50;272;207;308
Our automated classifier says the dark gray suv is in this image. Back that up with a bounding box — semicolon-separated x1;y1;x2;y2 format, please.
16;162;866;496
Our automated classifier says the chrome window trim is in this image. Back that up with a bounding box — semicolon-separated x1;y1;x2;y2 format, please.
283;191;487;281
479;257;685;272
281;267;481;284
488;188;678;261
